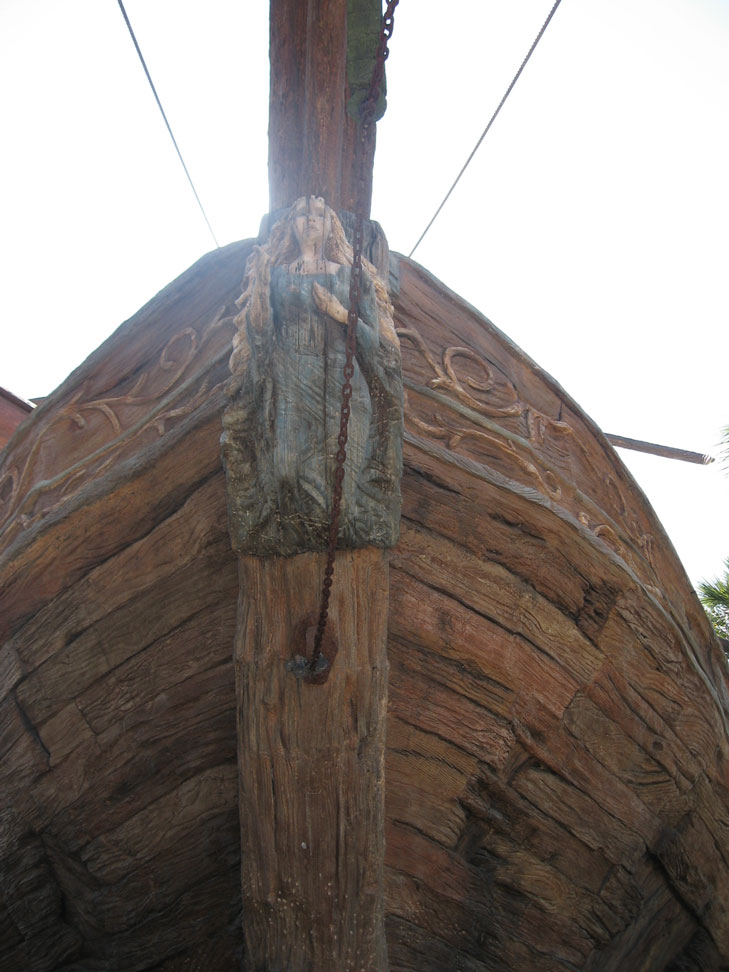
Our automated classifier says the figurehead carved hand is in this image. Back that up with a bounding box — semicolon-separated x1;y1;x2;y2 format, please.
221;196;403;557
312;282;348;324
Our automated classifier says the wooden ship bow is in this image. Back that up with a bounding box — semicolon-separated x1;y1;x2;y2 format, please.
2;2;729;971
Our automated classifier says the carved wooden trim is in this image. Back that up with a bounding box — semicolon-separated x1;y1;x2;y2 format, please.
398;323;658;591
0;307;235;547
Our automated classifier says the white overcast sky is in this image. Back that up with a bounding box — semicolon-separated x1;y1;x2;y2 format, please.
1;0;728;590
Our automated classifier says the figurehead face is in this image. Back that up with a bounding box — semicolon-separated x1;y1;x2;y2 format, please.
292;196;332;257
251;195;351;269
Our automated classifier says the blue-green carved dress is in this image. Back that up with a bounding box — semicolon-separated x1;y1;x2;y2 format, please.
222;263;402;557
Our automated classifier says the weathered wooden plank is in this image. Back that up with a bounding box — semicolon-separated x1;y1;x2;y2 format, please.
27;666;235;857
45;803;239;938
459;763;613;898
0;646;23;704
38;702;95;768
236;548;389;972
385;755;468;850
55;869;240;972
15;535;234;729
385;828;492;939
563;693;691;822
510;761;645;869
0;725;50;811
8;472;230;676
386;823;593;971
393;520;602;683
386;914;499;972
0;831;81;972
401;446;609;618
76;594;237;738
389;567;577;722
148;931;242;972
585;658;700;792
691;772;729;873
0;694;30;762
616;590;729;764
0;410;227;647
81;764;237;883
389;653;516;772
665;928;724;972
511;693;663;849
581;858;697;972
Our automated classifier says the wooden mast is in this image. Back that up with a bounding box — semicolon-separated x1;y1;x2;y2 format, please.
224;2;399;968
268;0;378;214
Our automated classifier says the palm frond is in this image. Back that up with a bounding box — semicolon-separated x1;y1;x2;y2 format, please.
699;557;729;637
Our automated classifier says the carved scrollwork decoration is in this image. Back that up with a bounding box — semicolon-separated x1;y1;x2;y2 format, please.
603;478;655;570
150;376;211;437
604;475;628;518
593;523;623;555
442;347;495;395
398;328;524;419
404;391;562;502
398;325;588;457
405;398;454;443
398;321;661;587
62;327;199;437
0;307;232;536
576;508;656;582
451;428;563;502
0;466;19;516
526;408;589;457
638;532;655;568
579;511;626;558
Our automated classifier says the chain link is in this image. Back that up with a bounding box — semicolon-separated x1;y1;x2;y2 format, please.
309;0;399;674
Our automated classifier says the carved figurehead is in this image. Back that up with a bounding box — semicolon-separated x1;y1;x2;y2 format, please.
221;196;403;557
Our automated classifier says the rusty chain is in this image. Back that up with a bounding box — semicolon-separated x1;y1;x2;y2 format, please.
309;0;400;674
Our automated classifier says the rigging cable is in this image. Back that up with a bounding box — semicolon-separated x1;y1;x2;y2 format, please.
408;0;563;259
115;0;220;248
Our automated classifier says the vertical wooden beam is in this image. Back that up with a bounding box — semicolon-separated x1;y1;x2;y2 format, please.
268;0;376;214
233;9;399;961
236;549;389;970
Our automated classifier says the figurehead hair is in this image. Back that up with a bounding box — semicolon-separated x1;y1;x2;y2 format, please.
229;197;397;378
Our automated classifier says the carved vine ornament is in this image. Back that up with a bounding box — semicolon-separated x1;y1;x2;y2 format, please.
396;325;657;586
0;199;655;590
0;310;233;546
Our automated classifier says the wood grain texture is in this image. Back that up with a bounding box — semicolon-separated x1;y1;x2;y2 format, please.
224;198;401;968
0;388;32;450
268;0;377;213
1;246;728;970
222;199;402;557
383;436;729;970
0;240;252;648
236;549;389;971
0;246;248;971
